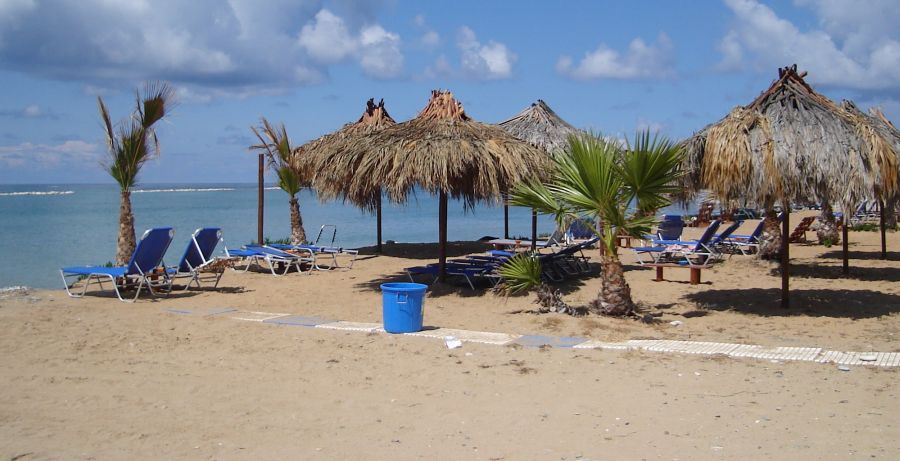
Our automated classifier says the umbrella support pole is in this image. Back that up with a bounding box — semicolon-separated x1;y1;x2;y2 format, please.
257;153;264;245
504;203;509;239
880;198;887;260
531;209;537;252
376;193;383;254
843;215;850;274
781;204;789;309
438;190;447;282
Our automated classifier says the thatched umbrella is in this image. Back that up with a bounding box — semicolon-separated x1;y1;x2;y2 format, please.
302;98;396;252
318;90;549;279
681;65;899;308
839;100;900;259
498;100;583;245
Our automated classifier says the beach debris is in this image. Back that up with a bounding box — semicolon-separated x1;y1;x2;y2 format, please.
837;365;851;372
669;320;683;327
859;354;877;362
445;336;462;349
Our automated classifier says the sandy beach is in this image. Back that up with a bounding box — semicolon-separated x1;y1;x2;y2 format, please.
1;214;898;459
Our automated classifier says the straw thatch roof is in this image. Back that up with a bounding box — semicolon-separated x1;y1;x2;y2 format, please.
301;98;396;212
497;100;582;154
322;90;549;208
681;65;899;210
839;100;900;200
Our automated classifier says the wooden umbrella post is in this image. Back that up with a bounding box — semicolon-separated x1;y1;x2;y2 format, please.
843;214;850;274
257;153;264;245
781;205;790;309
531;209;538;251
880;198;887;260
438;190;448;281
504;203;510;239
376;192;383;254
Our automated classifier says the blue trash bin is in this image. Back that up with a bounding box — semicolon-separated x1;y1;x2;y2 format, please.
381;282;427;333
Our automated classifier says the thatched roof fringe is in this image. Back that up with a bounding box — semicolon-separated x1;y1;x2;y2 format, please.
681;65;899;211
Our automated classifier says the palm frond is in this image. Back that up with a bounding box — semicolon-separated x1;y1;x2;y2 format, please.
497;254;543;295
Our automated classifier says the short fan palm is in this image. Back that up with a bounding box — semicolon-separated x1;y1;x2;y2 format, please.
505;131;684;316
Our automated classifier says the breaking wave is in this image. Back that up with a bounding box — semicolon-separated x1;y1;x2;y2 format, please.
0;190;74;197
132;187;236;193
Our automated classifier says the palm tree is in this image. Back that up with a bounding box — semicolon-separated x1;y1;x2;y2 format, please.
251;118;308;244
506;131;684;316
98;82;175;266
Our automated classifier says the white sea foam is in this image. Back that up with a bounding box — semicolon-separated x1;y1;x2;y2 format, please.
0;190;74;197
131;187;236;193
264;186;281;190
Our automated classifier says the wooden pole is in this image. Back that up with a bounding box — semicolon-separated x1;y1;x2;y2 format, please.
504;203;510;239
843;214;850;274
257;153;264;245
438;190;448;281
780;205;790;309
531;209;538;252
376;192;383;254
880;198;887;260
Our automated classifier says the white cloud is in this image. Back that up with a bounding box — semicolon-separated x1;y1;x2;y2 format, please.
298;9;404;79
0;1;404;96
718;0;900;91
358;25;403;79
457;26;515;80
298;9;358;64
422;55;453;79
0;140;100;169
413;14;440;49
636;118;668;134
557;33;675;80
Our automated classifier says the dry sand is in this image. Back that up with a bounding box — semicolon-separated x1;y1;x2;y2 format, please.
1;212;898;459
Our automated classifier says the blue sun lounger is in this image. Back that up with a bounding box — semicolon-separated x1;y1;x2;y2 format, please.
168;227;233;290
60;227;175;302
226;244;314;276
632;220;722;266
268;243;359;270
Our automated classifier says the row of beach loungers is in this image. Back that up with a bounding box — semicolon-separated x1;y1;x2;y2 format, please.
60;226;358;302
405;237;600;289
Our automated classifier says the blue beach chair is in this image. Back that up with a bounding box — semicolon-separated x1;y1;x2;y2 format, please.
169;228;232;290
632;220;722;266
60;227;175;302
227;244;314;276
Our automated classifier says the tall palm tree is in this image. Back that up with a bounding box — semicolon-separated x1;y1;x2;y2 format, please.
98;82;175;266
507;131;684;316
251;118;307;244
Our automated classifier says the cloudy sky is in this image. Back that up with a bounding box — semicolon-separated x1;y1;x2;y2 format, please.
1;0;898;184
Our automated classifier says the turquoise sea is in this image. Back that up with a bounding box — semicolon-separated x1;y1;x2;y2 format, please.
0;183;699;289
0;183;562;289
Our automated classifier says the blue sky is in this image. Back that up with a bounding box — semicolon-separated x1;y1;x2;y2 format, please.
1;0;898;184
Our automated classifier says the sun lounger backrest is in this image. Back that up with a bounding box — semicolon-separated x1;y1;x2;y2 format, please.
692;220;721;250
658;215;684;240
713;221;742;243
127;227;175;275
178;228;222;272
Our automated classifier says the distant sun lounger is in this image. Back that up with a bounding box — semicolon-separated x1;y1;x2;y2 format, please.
227;244;314;276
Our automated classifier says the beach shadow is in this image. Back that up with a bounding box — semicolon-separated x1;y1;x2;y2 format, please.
774;263;900;282
818;249;900;262
684;288;900;319
357;241;495;259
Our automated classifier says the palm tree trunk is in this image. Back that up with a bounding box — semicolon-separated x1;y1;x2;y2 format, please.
758;207;783;260
816;202;840;245
590;254;634;316
289;196;306;244
116;190;136;266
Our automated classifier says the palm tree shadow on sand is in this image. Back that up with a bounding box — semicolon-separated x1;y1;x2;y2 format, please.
684;288;900;319
774;263;900;282
818;249;900;262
